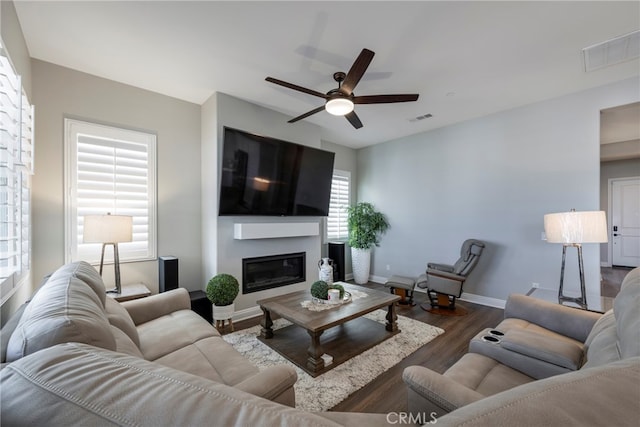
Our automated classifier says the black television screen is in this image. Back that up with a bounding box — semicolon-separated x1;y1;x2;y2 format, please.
219;127;335;216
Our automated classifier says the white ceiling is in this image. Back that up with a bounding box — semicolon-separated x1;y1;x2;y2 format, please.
13;1;640;149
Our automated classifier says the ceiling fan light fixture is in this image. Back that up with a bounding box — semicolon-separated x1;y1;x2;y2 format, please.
325;98;354;116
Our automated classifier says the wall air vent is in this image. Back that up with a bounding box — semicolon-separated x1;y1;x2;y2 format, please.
582;30;640;72
409;113;433;123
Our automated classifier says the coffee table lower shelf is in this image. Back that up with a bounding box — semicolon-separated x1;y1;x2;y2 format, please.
257;316;399;377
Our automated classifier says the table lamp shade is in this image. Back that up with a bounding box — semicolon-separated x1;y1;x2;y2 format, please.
83;214;133;244
544;210;608;244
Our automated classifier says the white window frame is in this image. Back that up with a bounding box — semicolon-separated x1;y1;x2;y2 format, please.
326;169;351;242
1;39;34;304
64;119;157;265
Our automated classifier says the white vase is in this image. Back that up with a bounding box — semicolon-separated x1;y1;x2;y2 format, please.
351;247;371;284
212;302;234;321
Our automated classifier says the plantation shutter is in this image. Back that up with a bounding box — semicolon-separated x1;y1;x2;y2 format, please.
65;119;157;264
326;170;350;240
1;41;33;303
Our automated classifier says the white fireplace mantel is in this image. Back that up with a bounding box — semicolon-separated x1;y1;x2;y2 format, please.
233;222;319;240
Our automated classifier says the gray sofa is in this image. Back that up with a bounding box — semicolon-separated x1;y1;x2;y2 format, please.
1;261;297;405
403;267;640;425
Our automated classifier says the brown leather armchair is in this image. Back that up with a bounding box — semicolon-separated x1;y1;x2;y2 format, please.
417;239;485;310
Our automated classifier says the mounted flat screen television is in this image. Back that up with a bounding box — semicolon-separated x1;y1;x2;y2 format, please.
219;127;335;216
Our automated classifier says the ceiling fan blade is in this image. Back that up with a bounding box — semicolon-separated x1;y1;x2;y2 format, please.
353;94;420;104
345;111;363;129
266;77;328;99
287;105;326;123
341;49;375;95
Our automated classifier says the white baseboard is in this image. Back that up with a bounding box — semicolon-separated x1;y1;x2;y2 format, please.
232;305;262;323
459;292;506;309
369;274;386;284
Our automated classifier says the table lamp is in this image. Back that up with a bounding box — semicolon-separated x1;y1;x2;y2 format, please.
544;209;607;308
83;213;133;294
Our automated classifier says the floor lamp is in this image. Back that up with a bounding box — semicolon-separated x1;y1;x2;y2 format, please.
544;209;608;309
83;213;133;294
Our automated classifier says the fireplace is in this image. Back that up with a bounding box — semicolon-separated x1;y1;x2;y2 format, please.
242;252;306;294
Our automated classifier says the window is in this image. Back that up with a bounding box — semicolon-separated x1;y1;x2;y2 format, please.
64;119;157;264
1;41;34;303
326;170;350;241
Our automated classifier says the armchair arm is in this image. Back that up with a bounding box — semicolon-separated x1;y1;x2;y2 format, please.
427;263;454;273
402;366;484;418
504;294;601;343
121;288;191;326
233;365;298;405
427;268;465;282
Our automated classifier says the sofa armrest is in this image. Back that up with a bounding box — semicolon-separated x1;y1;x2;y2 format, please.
501;329;584;370
504;294;601;342
233;364;298;405
402;366;484;418
121;288;191;325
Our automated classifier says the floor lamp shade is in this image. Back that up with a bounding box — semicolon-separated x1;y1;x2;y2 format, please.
83;214;133;294
544;210;608;244
543;210;607;308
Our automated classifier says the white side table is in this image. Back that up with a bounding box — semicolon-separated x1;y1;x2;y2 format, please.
527;287;613;313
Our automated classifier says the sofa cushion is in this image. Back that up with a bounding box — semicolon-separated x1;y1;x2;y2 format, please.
104;297;140;347
435;357;640;427
153;336;260;385
444;353;534;396
5;274;115;362
47;261;107;308
135;310;219;361
583;310;620;369
110;326;144;358
0;343;343;427
614;267;640;359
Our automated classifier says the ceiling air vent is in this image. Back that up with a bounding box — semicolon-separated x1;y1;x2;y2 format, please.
582;30;640;72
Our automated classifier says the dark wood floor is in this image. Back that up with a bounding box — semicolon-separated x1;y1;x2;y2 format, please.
228;282;504;414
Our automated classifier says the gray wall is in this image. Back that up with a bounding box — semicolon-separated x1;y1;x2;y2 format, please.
201;93;357;315
600;158;640;264
357;77;639;304
30;60;202;294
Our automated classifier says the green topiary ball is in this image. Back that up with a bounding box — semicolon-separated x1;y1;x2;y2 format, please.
310;280;329;300
206;273;239;306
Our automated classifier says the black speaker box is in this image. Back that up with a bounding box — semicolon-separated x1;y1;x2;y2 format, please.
328;242;346;282
189;291;212;323
159;256;179;293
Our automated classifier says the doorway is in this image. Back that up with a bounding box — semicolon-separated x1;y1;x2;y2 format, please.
600;102;640;268
609;177;640;267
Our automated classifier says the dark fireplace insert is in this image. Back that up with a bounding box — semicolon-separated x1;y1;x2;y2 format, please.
242;252;306;294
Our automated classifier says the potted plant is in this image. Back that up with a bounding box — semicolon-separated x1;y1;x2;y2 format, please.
206;273;239;328
347;202;389;284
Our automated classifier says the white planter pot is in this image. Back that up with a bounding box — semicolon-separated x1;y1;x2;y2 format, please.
212;302;235;321
351;247;371;285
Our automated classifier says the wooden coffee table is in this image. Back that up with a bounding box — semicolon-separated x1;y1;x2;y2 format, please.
256;283;400;377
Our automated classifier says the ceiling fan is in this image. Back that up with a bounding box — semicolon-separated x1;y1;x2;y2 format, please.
266;48;419;129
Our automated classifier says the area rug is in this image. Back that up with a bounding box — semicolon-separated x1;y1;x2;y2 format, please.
222;310;444;412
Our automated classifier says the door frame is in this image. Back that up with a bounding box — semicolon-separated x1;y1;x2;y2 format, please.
607;176;640;267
